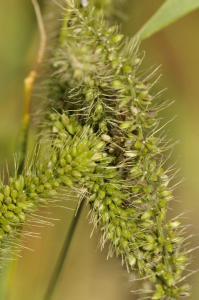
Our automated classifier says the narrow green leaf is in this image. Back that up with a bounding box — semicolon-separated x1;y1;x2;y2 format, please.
137;0;199;40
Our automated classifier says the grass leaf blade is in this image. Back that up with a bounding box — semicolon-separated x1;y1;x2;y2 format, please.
137;0;199;40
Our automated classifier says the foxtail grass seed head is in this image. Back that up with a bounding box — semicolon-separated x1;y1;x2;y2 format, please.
1;1;197;300
0;112;110;263
41;1;197;299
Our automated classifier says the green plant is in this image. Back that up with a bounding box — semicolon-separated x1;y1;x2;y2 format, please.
0;0;199;299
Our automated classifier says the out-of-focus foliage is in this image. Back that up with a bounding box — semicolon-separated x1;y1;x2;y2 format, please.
0;0;38;169
0;0;199;299
137;0;199;39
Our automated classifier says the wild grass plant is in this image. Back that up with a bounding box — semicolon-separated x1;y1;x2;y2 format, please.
0;0;199;299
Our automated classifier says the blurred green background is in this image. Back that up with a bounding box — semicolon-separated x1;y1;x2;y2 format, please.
0;0;199;299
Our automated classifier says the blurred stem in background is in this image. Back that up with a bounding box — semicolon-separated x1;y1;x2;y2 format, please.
44;200;85;300
15;0;46;174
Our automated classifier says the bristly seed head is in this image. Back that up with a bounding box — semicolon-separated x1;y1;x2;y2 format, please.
0;1;193;299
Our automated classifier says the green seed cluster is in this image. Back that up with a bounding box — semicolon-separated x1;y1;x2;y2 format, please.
43;1;195;299
0;113;111;261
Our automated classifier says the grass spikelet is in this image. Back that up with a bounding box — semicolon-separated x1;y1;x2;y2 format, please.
0;112;110;266
37;1;197;299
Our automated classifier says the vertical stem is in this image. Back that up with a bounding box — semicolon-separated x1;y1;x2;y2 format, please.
16;71;36;174
43;199;84;300
16;0;46;173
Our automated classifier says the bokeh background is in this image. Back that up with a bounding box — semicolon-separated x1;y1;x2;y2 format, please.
0;0;199;299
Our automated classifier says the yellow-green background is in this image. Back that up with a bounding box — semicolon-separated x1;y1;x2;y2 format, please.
0;0;199;299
